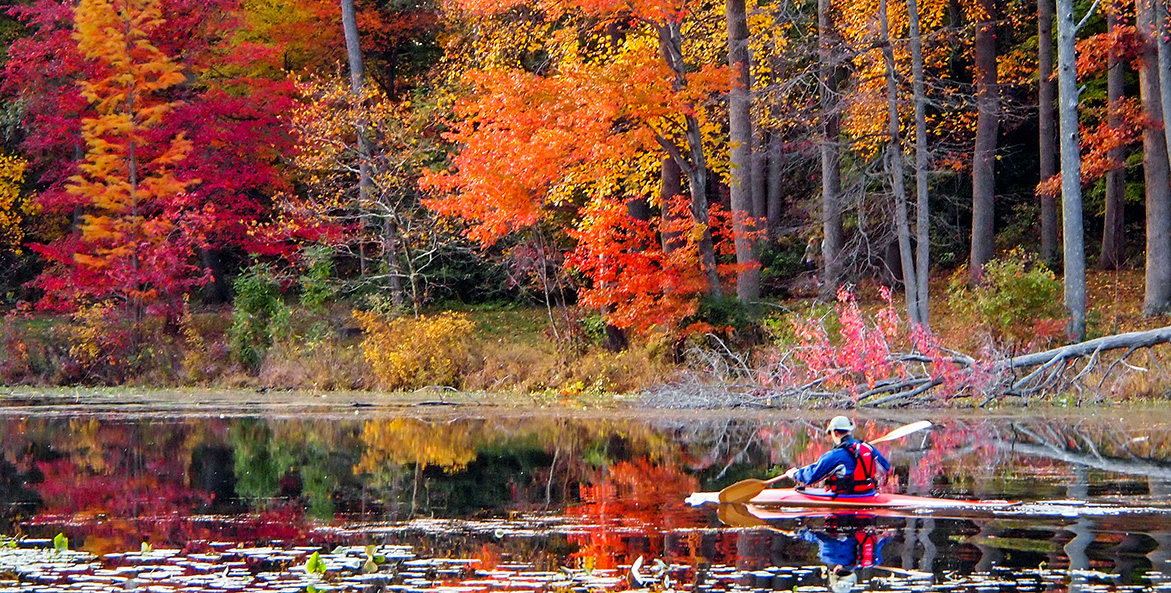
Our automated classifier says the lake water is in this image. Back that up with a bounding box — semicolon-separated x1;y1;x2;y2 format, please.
0;395;1170;593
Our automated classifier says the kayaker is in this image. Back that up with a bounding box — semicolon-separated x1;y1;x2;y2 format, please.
781;416;891;496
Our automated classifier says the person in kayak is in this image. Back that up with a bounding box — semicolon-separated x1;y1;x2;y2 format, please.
782;416;891;497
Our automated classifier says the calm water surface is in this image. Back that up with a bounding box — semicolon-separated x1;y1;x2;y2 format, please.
0;398;1169;593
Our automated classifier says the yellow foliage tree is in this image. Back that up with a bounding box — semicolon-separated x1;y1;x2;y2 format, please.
62;0;202;314
353;310;475;389
0;154;29;253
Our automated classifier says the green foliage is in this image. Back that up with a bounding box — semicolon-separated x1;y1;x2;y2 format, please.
53;532;68;552
947;249;1068;348
758;236;811;295
691;295;753;334
228;264;292;370
305;551;327;574
298;246;336;314
578;313;608;346
762;301;835;347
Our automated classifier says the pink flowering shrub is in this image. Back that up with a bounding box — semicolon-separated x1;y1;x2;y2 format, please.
782;287;988;402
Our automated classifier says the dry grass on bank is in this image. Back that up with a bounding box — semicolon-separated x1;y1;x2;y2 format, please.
3;269;1170;400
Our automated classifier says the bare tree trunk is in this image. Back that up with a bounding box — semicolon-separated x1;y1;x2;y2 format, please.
879;0;922;326
1101;7;1126;270
1057;0;1086;339
341;0;377;283
752;131;768;222
970;0;998;278
656;23;722;297
1138;0;1171;315
819;0;845;298
908;0;931;326
661;157;685;253
1039;0;1060;265
1157;0;1171;166
767;135;783;234
727;0;759;302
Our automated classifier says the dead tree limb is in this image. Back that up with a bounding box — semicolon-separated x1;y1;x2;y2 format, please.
1001;326;1171;369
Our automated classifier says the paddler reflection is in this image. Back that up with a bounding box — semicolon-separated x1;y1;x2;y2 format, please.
716;504;897;593
797;513;896;592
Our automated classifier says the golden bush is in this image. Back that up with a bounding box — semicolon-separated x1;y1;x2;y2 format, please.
353;310;475;390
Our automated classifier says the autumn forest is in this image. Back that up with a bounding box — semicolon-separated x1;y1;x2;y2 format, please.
2;0;1171;401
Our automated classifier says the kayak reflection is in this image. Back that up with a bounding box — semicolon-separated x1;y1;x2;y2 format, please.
716;504;929;592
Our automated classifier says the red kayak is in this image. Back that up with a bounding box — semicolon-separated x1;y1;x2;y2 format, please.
685;488;1018;509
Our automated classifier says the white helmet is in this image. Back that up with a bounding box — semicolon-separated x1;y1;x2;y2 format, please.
826;416;856;434
829;570;858;593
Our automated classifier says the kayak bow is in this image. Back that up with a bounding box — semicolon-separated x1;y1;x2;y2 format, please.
686;487;1017;509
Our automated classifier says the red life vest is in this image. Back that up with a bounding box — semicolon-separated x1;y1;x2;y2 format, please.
825;440;878;495
854;529;878;568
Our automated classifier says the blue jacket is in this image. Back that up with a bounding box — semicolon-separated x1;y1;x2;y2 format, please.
794;437;891;493
797;527;890;569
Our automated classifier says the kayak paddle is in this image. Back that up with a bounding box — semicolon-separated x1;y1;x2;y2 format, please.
716;419;933;504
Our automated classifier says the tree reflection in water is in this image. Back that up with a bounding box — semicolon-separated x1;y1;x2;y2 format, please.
0;411;1168;588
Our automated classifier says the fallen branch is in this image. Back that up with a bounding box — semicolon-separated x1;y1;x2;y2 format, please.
1002;326;1171;369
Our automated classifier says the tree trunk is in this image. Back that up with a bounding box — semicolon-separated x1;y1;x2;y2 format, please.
1038;0;1060;266
752;131;768;222
727;0;759;302
1057;0;1086;339
879;0;922;326
661;157;685;253
1100;8;1126;270
767;135;783;234
819;0;845;299
656;22;722;297
341;0;376;283
1138;0;1171;315
908;0;931;326
1157;0;1171;167
970;0;998;278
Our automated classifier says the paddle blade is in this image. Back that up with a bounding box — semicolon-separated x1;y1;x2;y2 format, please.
717;503;767;527
870;420;932;444
717;478;769;504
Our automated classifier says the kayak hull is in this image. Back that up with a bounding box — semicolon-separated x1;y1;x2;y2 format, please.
686;488;1017;509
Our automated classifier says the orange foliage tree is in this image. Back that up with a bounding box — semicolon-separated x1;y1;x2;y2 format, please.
34;0;210;316
421;0;733;334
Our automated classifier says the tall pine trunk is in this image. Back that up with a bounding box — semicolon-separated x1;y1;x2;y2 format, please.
1057;0;1086;339
819;0;845;298
970;0;998;279
1038;0;1060;266
727;0;759;302
1100;7;1126;270
1137;0;1171;315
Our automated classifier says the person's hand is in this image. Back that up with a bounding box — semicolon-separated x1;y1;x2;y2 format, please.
783;467;799;481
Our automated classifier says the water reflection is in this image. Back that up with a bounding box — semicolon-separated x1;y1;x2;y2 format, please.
0;411;1170;590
